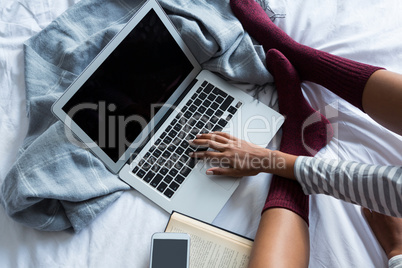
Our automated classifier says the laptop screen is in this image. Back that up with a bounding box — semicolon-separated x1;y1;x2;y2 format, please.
62;9;194;163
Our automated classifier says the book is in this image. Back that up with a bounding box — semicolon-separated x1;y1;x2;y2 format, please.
165;211;253;268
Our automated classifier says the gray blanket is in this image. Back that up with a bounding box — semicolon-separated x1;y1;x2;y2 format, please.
1;0;274;232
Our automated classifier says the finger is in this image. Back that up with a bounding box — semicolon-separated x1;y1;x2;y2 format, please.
189;150;223;159
189;139;227;151
206;167;243;177
195;133;230;144
211;131;238;141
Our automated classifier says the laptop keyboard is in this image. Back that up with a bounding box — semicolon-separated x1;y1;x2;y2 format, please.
132;81;242;199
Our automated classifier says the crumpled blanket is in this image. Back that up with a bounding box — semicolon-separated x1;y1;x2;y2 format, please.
1;0;274;232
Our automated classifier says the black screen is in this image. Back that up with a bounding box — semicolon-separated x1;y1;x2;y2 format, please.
62;9;194;162
151;239;188;268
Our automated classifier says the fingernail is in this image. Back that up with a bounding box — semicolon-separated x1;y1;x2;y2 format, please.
189;152;194;156
196;134;201;138
206;170;214;175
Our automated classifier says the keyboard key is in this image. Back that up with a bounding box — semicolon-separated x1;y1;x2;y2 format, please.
178;131;186;140
175;146;185;155
201;81;208;87
168;129;178;138
228;105;237;114
236;101;242;108
199;92;207;100
184;111;192;119
220;96;234;111
160;131;167;139
144;171;155;183
204;84;214;93
136;169;146;178
162;150;171;158
172;137;181;146
153;149;162;158
213;87;228;98
218;119;228;128
194;99;202;106
169;168;179;177
166;160;175;169
205;108;214;116
216;96;224;104
163;136;172;144
175;175;186;184
196;86;203;93
211;102;219;110
167;144;176;152
196;121;204;129
215;110;223;117
157;182;168;193
180;140;190;149
151;164;161;173
150;174;163;188
132;166;139;174
164;188;174;198
170;181;179;191
143;152;151;160
175;161;184;171
198;106;206;114
164;175;174;184
189;105;197;113
180;153;190;164
160;167;169;175
173;123;182;132
202;99;212;107
180;166;192;177
207;94;216;101
212;124;223;132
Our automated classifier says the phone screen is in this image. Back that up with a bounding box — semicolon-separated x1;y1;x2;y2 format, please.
151;239;188;268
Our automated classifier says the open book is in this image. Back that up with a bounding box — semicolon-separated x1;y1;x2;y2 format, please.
165;211;253;268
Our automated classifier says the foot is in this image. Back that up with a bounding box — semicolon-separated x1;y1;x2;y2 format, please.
266;49;333;156
230;0;297;53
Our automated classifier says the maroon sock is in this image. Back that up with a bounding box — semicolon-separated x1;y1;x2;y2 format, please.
230;0;384;111
262;49;334;225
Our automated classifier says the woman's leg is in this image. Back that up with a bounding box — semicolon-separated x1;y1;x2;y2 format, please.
248;49;333;267
363;70;402;135
249;208;310;268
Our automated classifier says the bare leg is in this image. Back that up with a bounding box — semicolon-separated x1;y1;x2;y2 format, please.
363;70;402;135
363;208;402;260
249;208;309;268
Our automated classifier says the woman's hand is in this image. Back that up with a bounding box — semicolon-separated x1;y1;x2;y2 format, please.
189;132;273;177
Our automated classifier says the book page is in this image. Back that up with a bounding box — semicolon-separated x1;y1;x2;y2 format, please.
166;213;252;268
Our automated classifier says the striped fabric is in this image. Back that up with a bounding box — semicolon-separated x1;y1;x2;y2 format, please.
295;156;402;218
389;255;402;268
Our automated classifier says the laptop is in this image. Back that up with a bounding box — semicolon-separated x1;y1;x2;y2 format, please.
52;0;284;223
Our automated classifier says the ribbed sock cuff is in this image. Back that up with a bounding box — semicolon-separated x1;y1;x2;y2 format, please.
292;48;385;112
263;176;310;226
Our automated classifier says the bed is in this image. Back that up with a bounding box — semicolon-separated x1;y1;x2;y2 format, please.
1;0;402;267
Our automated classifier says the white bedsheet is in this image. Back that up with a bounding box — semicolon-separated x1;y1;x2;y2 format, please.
1;0;402;267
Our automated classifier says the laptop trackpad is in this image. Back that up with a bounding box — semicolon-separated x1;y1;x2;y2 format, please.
198;161;237;190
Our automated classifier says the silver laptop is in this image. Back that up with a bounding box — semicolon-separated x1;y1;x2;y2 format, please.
52;0;284;223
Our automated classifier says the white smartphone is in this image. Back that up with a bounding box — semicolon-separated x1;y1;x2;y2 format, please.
150;232;190;268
